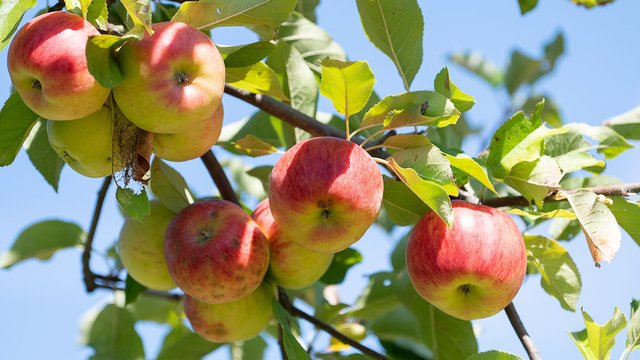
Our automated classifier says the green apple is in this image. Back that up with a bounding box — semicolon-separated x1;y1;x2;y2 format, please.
117;200;176;291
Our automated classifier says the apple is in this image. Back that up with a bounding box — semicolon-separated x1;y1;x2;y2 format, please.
113;21;225;134
269;136;383;254
7;12;110;121
406;200;527;321
252;199;333;289
164;200;269;304
47;104;120;178
152;103;224;162
117;200;176;291
184;282;274;343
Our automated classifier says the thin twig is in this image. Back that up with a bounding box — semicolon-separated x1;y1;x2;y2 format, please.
278;288;389;360
504;303;542;360
200;150;239;205
82;176;112;293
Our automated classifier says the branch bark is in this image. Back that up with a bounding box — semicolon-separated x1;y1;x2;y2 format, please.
82;176;112;293
504;302;542;360
200;149;239;205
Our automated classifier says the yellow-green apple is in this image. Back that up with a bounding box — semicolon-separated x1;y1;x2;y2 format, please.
252;199;333;289
269;136;383;253
113;21;225;134
184;282;273;343
406;201;527;320
47;104;119;178
152;104;223;162
7;12;110;120
164;200;269;304
117;200;176;291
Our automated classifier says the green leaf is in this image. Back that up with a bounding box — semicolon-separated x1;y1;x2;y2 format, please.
608;197;640;247
544;130;605;174
0;0;37;51
504;50;541;95
227;134;280;157
221;41;276;68
328;323;367;352
320;60;375;118
126;293;179;323
272;297;312;359
518;0;539;14
124;274;147;305
348;272;402;320
450;51;503;87
295;0;319;21
172;0;297;38
543;32;565;70
388;159;453;227
231;336;267;360
507;208;576;220
0;92;41;166
445;153;497;194
370;306;428;357
226;62;288;100
603;105;640;140
382;176;429;226
382;134;431;153
504;156;563;207
121;0;152;34
246;165;272;194
563;189;621;265
86;0;109;31
391;146;458;196
434;67;475;112
525;235;582;311
624;299;640;358
157;323;221;360
356;0;423;90
86;304;145;360
116;187;150;222
390;235;409;272
220;111;289;149
149;157;194;213
320;248;363;285
565;122;632;159
24;120;64;192
86;34;133;88
523;95;563;127
569;307;627;360
64;0;92;20
570;0;615;8
0;220;85;269
219;158;266;200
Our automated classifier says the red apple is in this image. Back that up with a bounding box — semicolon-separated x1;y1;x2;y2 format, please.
7;12;110;120
164;200;269;304
252;199;333;289
406;200;527;320
269;137;383;254
113;21;225;134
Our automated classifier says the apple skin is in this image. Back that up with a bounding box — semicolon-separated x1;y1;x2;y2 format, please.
252;199;334;289
184;282;274;343
269;136;383;254
164;200;269;304
47;104;119;178
113;21;225;134
7;12;110;121
152;103;223;162
117;200;176;291
406;200;527;321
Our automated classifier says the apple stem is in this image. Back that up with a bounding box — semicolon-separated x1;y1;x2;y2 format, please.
504;302;542;360
200;149;239;205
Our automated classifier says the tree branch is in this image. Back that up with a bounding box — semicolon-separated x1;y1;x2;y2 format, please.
82;176;112;293
504;302;541;360
278;288;389;360
200;149;240;205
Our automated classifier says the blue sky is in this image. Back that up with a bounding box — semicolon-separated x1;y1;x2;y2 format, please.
1;0;640;359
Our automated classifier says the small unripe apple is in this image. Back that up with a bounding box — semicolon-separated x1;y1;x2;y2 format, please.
406;201;527;320
164;200;269;304
269;137;383;254
252;199;333;289
184;282;274;343
117;201;176;291
7;12;110;120
113;21;225;134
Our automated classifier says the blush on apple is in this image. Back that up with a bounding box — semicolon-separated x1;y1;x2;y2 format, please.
406;200;527;320
269;137;383;254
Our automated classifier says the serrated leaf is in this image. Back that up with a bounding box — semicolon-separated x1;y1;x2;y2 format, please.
570;0;614;8
608;197;640;247
116;187;150;222
565;122;632;159
172;0;297;38
603;106;640;140
0;92;41;166
445;153;497;194
545;130;605;173
272;297;311;359
518;0;539;14
121;0;152;34
320;248;363;285
504;156;562;207
86;34;134;88
221;41;276;68
0;220;85;269
231;336;267;360
382;176;429;226
320;60;375;118
569;307;626;360
388;159;453;227
504;50;541;95
149;158;194;213
450;51;503;87
157;323;221;360
523;95;562;127
525;235;581;311
228;134;279;157
467;350;524;360
24;120;64;192
390;146;458;196
434;67;475;112
0;0;37;50
356;0;423;90
86;304;145;360
563;189;621;264
226;62;288;100
508;208;576;220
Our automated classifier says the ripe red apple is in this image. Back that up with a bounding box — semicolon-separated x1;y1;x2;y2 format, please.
113;21;225;134
252;199;333;289
184;282;274;343
406;200;527;320
269;136;383;254
164;200;269;304
152;104;223;162
7;12;110;121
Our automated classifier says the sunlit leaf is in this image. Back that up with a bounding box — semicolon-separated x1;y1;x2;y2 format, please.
226;62;288;100
320;60;375;117
0;92;40;166
450;51;503;87
569;307;626;360
434;67;475;112
608;197;640;247
382;176;429;226
149;158;194;213
603;105;640;140
0;0;37;50
445;153;497;194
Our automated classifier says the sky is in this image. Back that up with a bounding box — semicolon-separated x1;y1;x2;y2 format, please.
1;0;640;359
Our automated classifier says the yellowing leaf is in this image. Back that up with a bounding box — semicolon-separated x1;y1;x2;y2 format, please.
226;62;288;100
390;147;458;196
444;153;497;194
328;323;367;352
504;156;562;207
121;0;153;34
382;134;431;152
320;59;375;117
231;135;279;157
508;208;576;220
569;307;626;360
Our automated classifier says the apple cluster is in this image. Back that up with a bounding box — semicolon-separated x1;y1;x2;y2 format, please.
7;11;226;178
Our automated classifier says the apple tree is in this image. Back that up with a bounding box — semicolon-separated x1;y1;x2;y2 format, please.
1;0;640;359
